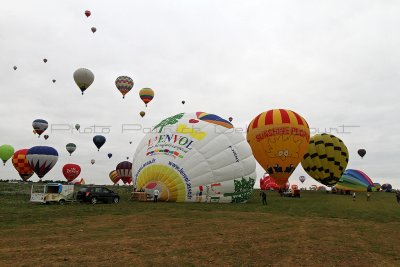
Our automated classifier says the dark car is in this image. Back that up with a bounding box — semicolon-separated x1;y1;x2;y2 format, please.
76;186;120;204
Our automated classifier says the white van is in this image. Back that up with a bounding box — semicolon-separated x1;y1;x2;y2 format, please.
30;183;75;205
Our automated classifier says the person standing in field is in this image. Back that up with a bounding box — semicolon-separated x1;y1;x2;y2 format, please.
260;191;267;205
153;189;160;203
396;191;400;204
353;192;356;201
367;192;371;201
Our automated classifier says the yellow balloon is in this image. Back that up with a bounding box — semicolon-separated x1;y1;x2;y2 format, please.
247;109;310;186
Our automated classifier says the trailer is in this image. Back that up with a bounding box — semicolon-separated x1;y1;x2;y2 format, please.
30;183;75;205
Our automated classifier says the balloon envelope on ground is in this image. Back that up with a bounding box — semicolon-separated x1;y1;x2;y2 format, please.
336;169;375;192
133;112;256;203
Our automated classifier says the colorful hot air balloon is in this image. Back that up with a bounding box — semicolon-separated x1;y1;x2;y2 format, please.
133;112;256;203
93;135;106;151
66;143;76;156
73;68;94;95
26;146;58;178
43;58;47;63
85;10;91;17
115;76;134;99
0;144;15;165
116;161;132;185
247;109;310;187
44;135;49;140
139;88;154;106
228;117;233;122
139;111;145;118
13;66;17;70
75;124;80;131
73;178;85;185
299;175;306;184
260;174;280;191
107;153;112;159
91;27;96;33
358;149;366;159
32;119;48;137
91;159;95;165
62;164;81;182
301;133;349;187
109;170;120;184
336;169;374;192
12;149;34;181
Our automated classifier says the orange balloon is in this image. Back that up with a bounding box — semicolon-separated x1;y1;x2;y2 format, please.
247;109;310;186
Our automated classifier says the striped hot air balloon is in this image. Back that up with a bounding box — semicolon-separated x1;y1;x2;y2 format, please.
116;161;132;185
139;88;154;106
12;149;34;181
26;146;58;179
247;109;310;187
32;119;48;137
115;76;134;99
109;170;121;184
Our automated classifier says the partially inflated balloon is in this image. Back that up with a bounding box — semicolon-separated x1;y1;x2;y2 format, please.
85;10;91;17
139;88;154;106
247;109;310;187
260;174;280;191
0;144;15;165
358;149;366;159
93;135;106;151
115;76;134;98
116;161;132;185
12;149;34;181
301;133;349;187
336;169;374;192
66;143;76;156
133;112;256;203
109;170;120;184
73;68;94;95
62;164;81;182
140;111;145;118
32;119;48;137
26;146;58;178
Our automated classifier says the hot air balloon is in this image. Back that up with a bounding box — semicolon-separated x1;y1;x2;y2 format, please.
93;135;106;151
43;58;47;63
139;88;154;106
228;117;233;122
126;157;129;160
358;149;366;159
291;184;298;190
52;79;56;83
260;174;280;191
381;183;392;192
116;161;132;185
26;146;58;178
140;111;145;118
247;109;310;187
301;133;349;187
91;159;95;165
115;76;134;99
299;176;306;184
91;27;96;33
12;149;34;181
129;141;132;144
0;145;15;166
44;135;49;140
32;119;48;137
66;143;76;156
73;178;85;185
62;164;81;182
13;66;17;70
73;68;94;95
182;100;185;104
109;170;120;184
33;130;36;135
107;153;112;159
85;10;91;17
132;112;256;203
75;124;80;131
336;169;374;192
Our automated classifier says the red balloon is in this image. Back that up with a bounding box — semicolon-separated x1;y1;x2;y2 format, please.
62;164;81;182
260;174;289;191
85;10;91;17
116;161;132;184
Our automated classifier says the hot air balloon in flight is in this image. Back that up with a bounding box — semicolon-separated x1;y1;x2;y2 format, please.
43;58;47;63
107;153;112;159
13;66;17;70
109;170;120;184
73;68;94;95
299;175;306;184
358;149;366;159
116;161;132;185
115;76;134;99
139;88;154;107
32;119;48;137
75;124;80;131
132;112;256;202
336;169;374;192
12;149;34;181
182;100;185;105
139;111;145;118
52;79;56;83
66;143;76;156
0;144;15;165
44;135;49;140
247;109;310;187
91;27;96;33
62;164;81;182
301;133;349;187
93;135;106;151
26;146;58;178
91;159;95;165
129;141;132;144
85;10;91;17
228;117;233;122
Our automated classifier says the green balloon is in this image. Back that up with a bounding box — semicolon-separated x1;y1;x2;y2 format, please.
0;144;15;165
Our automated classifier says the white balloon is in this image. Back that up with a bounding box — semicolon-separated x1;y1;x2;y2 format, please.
73;68;94;95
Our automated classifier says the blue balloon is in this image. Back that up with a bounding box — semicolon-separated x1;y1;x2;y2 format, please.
26;146;58;178
93;135;106;151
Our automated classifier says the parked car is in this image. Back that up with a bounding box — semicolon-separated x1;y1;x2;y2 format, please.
76;186;120;204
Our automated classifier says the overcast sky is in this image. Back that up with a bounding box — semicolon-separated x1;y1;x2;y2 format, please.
0;0;399;189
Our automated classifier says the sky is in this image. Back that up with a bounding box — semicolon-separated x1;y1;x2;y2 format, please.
0;0;399;189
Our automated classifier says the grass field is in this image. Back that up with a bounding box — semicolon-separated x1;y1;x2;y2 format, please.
0;182;400;267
